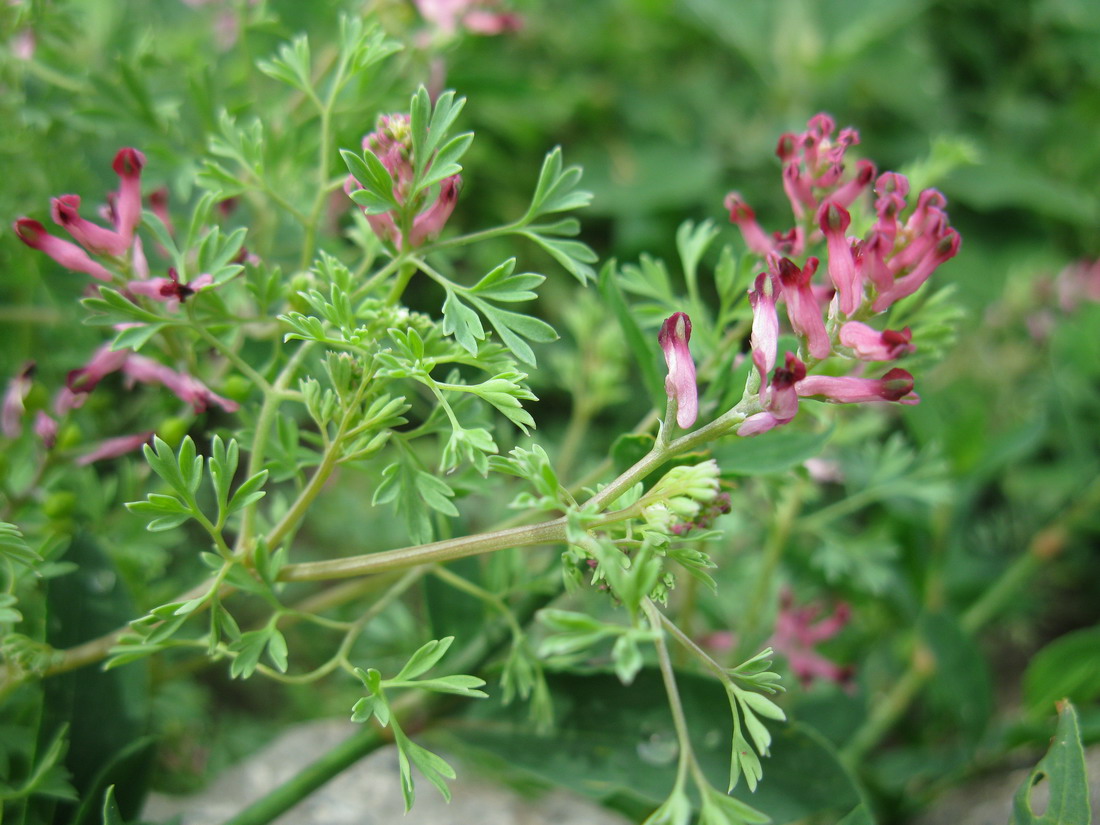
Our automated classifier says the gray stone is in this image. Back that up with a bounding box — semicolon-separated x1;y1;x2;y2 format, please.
143;719;631;825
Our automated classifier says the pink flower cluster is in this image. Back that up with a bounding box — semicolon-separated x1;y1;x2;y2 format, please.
14;148;146;282
414;0;521;37
3;345;238;463
345;114;461;250
725;114;960;437
13;149;214;310
59;344;239;417
768;591;854;689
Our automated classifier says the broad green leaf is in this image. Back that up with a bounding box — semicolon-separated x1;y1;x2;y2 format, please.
1010;701;1091;825
460;670;859;821
1024;627;1100;715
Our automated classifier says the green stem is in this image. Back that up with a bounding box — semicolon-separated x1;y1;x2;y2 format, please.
190;320;274;394
386;261;418;305
218;726;386;825
237;342;314;554
643;599;698;788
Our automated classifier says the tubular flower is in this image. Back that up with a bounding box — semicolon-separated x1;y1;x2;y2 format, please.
739;352;805;437
817;201;861;316
658;312;698;429
796;367;918;405
345;113;462;250
725;193;776;257
56;345;239;415
123;355;240;413
748;272;779;378
773;255;831;361
129;267;215;312
13;219;113;281
14;147;149;283
838;321;915;361
34;411;58;448
76;432;154;466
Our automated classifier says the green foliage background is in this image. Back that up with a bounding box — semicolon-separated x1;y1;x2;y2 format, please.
1;0;1099;823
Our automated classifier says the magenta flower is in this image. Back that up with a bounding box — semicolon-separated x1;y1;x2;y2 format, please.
769;591;854;689
838;321;915;361
658;312;698;429
58;345;238;415
346;114;462;250
871;227;961;312
797;367;918;404
14;219;114;281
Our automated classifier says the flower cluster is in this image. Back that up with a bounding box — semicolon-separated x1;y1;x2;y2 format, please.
2;344;238;462
14;148;147;283
345;114;461;249
13;149;218;311
768;591;854;689
725;114;960;437
414;0;521;37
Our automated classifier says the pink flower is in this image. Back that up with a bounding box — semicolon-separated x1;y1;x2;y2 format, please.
415;0;520;36
111;148;146;247
66;344;131;395
76;432;154;466
34;411;58;448
13;219;113;281
838;321;915;361
129;268;215;312
725;193;775;257
818;201;862;316
739;352;805;436
658;312;698;429
50;195;129;257
775;114;863;221
774;256;831;361
830;159;876;208
2;363;35;438
748;272;779;378
14;147;148;282
122;355;240;413
796;367;918;404
871;227;960;312
769;591;854;689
